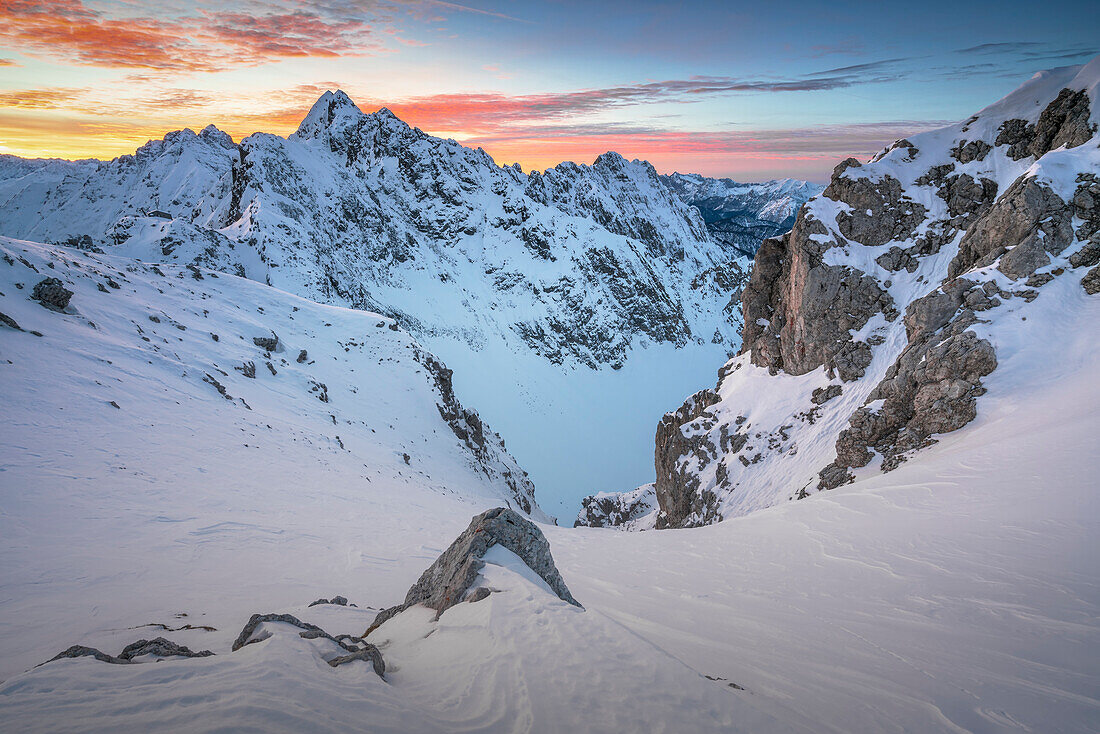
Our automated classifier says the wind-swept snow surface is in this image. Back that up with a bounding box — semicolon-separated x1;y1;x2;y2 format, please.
1;231;1098;730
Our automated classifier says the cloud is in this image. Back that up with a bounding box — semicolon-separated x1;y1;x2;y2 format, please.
0;57;18;66
807;57;916;77
956;42;1043;55
0;87;88;109
0;0;388;71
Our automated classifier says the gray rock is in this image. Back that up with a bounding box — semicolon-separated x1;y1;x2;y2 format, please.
654;389;722;529
949;176;1070;280
253;334;279;351
825;173;927;247
741;216;896;378
118;637;214;661
369;507;580;632
830;340;873;383
998;231;1052;280
995;88;1096;161
951;139;992;163
41;637;213;667
811;384;842;405
231;612;384;677
31;277;73;311
467;587;492;603
0;311;22;331
1083;265;1100;295
327;647;385;676
296;349;308;363
820;284;998;488
575;485;656;528
43;645;128;666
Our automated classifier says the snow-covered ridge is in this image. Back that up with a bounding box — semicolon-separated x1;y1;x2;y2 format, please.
586;57;1100;529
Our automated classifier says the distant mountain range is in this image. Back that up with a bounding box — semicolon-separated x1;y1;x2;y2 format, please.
660;173;823;257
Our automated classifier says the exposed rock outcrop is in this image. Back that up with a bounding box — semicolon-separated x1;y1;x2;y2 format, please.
419;353;537;515
41;637;213;667
233;612;384;677
740;213;897;380
369;507;580;633
820;280;999;488
630;63;1100;529
575;484;657;529
995;88;1096;161
31;277;73;311
949;176;1072;280
654;390;722;528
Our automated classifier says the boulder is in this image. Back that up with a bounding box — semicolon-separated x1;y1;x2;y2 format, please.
253;334;279;351
31;277;73;311
369;507;580;632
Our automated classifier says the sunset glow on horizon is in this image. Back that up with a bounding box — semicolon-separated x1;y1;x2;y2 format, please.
1;0;1096;181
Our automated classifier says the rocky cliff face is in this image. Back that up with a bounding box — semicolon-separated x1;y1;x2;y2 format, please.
591;58;1100;529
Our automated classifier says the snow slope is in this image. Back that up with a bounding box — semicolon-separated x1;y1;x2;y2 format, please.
0;94;758;509
0;232;1097;732
0;235;547;682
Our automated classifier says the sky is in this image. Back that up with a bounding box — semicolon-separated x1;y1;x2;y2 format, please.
0;1;1097;181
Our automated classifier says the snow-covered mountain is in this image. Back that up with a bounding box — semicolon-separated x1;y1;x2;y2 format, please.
0;93;760;508
660;173;823;257
582;59;1100;529
1;62;1099;734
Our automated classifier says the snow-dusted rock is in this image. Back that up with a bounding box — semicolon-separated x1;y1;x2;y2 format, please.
624;57;1100;528
371;507;579;632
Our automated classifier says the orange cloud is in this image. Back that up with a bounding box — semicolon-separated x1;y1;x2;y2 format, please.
0;87;87;109
0;0;384;71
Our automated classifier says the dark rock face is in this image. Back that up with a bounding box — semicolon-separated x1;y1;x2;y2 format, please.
825;172;928;247
996;88;1096;161
951;139;992;163
949;176;1072;280
119;637;215;661
308;595;349;607
654;390;722;529
370;507;580;632
811;384;842;405
740;213;897;380
0;310;22;330
819;281;999;488
575;485;656;528
419;352;537;515
31;277;73;311
253;334;279;351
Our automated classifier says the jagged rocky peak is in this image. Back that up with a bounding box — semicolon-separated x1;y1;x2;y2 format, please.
585;57;1100;530
293;89;365;139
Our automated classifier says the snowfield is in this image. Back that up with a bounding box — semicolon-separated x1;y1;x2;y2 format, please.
0;231;1098;731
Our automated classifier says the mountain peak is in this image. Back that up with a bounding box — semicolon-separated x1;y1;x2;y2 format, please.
295;89;364;140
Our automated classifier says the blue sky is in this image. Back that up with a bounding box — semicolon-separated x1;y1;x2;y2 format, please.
0;0;1096;180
